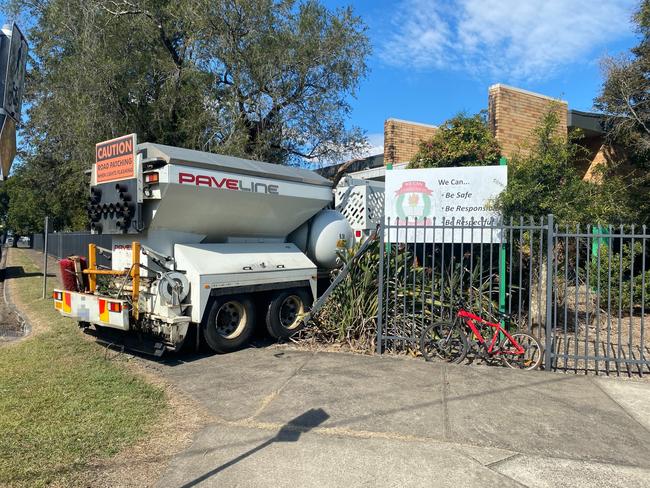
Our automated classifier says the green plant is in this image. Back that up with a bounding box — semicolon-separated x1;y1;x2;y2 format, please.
408;112;501;169
495;108;637;225
590;241;650;312
309;240;381;350
596;0;650;169
307;241;501;352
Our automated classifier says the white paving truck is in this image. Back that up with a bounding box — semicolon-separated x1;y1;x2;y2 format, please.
52;134;382;355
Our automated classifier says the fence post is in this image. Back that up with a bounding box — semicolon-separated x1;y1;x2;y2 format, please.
376;222;386;355
498;157;508;335
41;216;49;299
544;214;554;370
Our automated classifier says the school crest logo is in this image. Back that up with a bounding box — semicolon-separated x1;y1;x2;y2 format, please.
394;181;433;224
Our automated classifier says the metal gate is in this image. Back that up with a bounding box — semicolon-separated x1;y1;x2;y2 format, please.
376;216;650;376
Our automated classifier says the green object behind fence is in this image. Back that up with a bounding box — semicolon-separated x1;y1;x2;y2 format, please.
592;225;608;258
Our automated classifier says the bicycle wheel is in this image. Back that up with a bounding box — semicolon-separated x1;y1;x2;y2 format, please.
500;333;543;370
420;321;468;364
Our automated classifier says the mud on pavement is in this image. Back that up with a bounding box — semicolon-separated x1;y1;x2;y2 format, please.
0;246;27;342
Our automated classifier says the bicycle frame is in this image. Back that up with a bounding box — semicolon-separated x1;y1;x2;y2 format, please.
457;309;525;356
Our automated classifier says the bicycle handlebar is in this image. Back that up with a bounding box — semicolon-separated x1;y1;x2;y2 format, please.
451;297;512;321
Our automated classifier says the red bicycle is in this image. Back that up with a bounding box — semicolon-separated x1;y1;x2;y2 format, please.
419;303;543;370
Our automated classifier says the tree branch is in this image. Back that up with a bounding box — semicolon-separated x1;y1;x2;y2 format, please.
101;1;183;68
620;76;650;137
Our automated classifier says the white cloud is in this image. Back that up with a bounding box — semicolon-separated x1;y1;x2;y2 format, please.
380;0;637;81
363;133;384;157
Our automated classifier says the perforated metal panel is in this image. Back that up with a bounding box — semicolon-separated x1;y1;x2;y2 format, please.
335;179;385;241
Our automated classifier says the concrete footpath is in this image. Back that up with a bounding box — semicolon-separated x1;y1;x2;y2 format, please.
150;348;650;487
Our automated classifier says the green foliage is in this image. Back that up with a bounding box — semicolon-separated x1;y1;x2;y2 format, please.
589;241;650;312
408;112;501;169
2;0;370;232
495;108;636;225
0;156;87;235
308;240;499;352
310;240;380;350
594;0;650;222
2;166;47;235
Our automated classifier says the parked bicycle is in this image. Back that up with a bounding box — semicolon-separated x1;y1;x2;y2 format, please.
419;301;543;370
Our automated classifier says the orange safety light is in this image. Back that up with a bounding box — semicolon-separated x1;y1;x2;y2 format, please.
108;302;122;313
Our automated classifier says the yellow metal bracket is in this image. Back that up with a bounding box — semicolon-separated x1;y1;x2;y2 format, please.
87;243;97;292
84;241;141;320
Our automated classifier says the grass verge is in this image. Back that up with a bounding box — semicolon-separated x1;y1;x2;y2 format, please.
0;249;167;487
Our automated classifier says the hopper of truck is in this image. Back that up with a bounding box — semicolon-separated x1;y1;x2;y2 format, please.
134;143;334;242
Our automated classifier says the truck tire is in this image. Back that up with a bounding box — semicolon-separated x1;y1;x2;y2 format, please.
203;296;255;353
265;289;312;339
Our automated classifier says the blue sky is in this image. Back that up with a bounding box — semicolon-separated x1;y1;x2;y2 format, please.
2;1;642;160
324;0;642;155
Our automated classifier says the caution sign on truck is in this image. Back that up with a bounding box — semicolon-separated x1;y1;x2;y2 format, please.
95;133;137;183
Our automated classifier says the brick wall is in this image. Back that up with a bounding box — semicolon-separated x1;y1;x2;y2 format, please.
488;84;568;159
580;138;635;183
383;118;437;166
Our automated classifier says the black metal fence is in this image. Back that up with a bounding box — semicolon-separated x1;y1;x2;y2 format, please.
377;216;650;376
33;232;112;267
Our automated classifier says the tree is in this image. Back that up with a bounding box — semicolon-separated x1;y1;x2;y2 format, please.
2;0;370;231
593;0;650;223
3;165;47;235
408;112;501;169
495;109;635;224
595;0;650;163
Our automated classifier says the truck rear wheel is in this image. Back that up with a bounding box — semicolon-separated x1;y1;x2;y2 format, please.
266;289;312;339
203;296;255;353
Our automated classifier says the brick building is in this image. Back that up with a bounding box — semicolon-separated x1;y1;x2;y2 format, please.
383;118;437;167
319;84;608;182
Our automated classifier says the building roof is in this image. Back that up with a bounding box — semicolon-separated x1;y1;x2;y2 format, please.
567;109;606;136
316;153;384;179
489;83;568;104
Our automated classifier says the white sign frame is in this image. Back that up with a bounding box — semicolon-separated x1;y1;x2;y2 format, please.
384;165;507;243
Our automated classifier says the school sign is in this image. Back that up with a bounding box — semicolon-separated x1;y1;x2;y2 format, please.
384;165;507;243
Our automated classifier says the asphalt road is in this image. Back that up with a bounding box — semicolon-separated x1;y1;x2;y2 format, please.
149;347;650;487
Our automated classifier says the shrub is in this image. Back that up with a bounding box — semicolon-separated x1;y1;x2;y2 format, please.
308;240;382;351
496;108;638;225
589;241;650;312
306;240;502;352
408;112;501;169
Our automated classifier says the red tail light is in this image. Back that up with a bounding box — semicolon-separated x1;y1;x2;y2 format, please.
144;172;159;184
108;302;122;313
52;291;63;300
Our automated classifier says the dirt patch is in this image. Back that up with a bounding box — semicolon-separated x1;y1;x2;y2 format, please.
287;334;377;355
0;246;26;342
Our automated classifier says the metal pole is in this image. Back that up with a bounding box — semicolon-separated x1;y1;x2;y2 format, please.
544;214;554;370
498;157;507;337
41;216;49;299
376;223;385;354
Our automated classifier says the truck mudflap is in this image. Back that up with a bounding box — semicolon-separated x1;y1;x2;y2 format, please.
52;289;130;330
